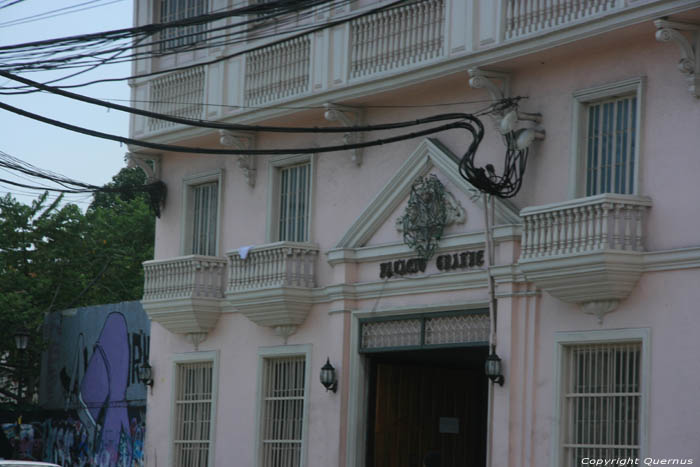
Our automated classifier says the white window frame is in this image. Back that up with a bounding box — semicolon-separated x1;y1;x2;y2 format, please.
569;77;645;199
170;350;220;467
254;344;312;467
181;169;223;256
266;154;315;243
551;328;650;467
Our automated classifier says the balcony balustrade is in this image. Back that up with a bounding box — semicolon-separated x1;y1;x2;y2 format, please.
130;0;659;139
518;194;652;320
504;0;620;40
226;242;320;337
146;66;205;132
141;255;227;335
349;0;445;80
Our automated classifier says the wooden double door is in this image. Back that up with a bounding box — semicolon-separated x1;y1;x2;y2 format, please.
367;348;488;467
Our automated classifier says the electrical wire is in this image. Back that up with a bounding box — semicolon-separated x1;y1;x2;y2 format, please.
0;0;405;91
0;0;127;29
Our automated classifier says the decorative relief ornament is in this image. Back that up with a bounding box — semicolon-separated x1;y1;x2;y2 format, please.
396;175;453;260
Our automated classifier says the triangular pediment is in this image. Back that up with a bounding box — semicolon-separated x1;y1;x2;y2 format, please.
335;138;521;249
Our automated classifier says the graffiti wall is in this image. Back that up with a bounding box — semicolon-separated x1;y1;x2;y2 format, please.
3;301;151;466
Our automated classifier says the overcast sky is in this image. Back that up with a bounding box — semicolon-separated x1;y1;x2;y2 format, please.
0;0;132;208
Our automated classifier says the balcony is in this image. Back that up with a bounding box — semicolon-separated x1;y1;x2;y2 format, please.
130;0;678;139
142;255;227;335
518;194;652;320
226;242;320;338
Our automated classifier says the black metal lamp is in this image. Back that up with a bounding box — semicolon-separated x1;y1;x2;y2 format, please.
138;362;154;387
13;328;29;351
319;357;337;393
485;349;504;386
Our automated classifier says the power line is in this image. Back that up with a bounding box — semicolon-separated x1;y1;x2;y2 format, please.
0;0;127;28
0;0;405;91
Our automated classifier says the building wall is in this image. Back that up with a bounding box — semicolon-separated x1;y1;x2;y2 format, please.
141;8;700;467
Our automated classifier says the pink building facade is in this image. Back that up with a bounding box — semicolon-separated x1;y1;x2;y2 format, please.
130;1;700;466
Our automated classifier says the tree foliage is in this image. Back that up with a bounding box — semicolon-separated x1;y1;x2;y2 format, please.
0;167;155;405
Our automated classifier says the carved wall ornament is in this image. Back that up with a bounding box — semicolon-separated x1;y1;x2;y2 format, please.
219;129;257;187
396;183;465;232
323;103;364;166
397;175;449;260
654;19;700;98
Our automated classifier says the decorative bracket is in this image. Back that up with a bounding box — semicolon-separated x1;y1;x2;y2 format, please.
275;325;297;344
187;332;208;350
468;68;510;103
468;68;545;147
323;103;364;166
125;152;160;183
219;130;257;187
582;300;619;324
654;19;700;98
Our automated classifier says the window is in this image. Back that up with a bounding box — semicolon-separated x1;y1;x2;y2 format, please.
159;0;209;51
172;352;218;467
267;155;314;243
182;170;222;256
256;345;310;467
553;330;648;467
571;78;644;198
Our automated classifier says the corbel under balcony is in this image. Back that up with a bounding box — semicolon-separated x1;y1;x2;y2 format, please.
518;194;652;322
219;130;257;187
225;242;320;339
323;103;364;166
654;19;700;98
141;255;227;338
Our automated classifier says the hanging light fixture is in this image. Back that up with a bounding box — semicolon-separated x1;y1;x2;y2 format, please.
484;348;504;386
319;357;337;393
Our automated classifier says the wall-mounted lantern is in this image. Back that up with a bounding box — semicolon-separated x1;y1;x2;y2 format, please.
14;328;29;351
484;350;504;386
319;357;337;393
139;362;154;387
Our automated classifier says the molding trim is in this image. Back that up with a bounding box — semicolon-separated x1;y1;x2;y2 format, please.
654;19;700;98
335;138;521;250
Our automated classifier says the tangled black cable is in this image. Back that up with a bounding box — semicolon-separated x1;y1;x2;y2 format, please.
458;99;529;198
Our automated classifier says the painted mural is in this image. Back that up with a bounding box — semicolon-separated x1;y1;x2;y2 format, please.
1;301;150;466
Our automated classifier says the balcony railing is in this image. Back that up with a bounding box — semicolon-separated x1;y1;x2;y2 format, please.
504;0;621;40
518;194;652;317
131;0;665;138
520;194;652;259
226;242;319;292
147;66;205;132
142;255;227;301
244;36;312;106
349;0;445;80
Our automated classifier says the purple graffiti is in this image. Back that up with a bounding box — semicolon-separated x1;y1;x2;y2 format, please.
79;312;132;466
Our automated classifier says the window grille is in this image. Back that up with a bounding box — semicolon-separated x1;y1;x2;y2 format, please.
585;95;637;196
192;182;218;256
159;0;209;51
278;163;310;242
360;312;490;352
562;342;641;466
260;356;306;467
173;361;214;467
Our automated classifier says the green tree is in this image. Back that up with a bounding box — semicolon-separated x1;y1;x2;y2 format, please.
0;167;155;406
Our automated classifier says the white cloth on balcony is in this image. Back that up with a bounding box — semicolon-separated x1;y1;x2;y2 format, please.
238;245;254;260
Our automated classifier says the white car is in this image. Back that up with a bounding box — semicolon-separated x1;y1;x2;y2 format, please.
0;462;61;467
